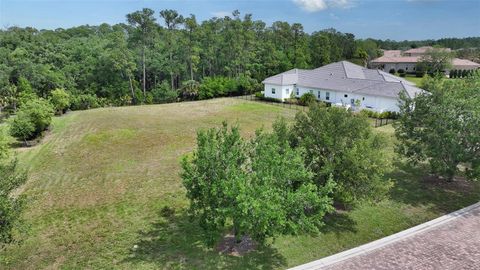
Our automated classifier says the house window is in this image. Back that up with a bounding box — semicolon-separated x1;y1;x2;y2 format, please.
310;90;313;94
344;94;348;98
286;89;289;95
317;91;321;99
413;67;416;71
296;88;299;96
406;67;408;71
326;92;330;101
362;97;365;101
272;88;276;94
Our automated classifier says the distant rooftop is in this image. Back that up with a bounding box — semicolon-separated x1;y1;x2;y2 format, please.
382;50;402;57
404;46;451;54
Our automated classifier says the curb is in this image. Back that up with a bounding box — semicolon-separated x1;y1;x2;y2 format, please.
289;201;480;270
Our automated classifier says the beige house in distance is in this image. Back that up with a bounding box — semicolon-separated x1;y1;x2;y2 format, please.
371;46;480;73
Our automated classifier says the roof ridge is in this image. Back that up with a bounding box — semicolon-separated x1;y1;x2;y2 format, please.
340;61;348;78
344;75;402;84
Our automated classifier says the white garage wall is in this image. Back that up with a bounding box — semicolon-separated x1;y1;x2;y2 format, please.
265;84;400;112
264;84;294;100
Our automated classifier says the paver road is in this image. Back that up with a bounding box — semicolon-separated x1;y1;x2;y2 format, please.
325;205;480;270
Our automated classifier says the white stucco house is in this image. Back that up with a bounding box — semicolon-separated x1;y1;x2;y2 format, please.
262;61;424;113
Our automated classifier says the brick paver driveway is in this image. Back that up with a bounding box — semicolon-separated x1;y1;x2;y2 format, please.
325;204;480;270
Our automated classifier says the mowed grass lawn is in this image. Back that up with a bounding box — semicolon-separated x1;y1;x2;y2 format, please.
2;98;479;269
402;75;425;86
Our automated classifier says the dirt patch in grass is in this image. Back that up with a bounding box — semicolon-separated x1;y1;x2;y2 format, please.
422;175;475;193
216;234;258;257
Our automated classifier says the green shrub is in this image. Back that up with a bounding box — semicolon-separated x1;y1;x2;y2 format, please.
291;104;391;205
285;98;299;105
379;111;389;119
118;95;133;106
21;99;54;133
0;128;27;245
359;109;399;119
151;82;178;103
198;76;259;100
49;88;70;114
70;94;102;110
180;80;200;100
299;93;316;106
9;112;35;143
415;70;426;78
449;69;455;78
199;77;224;99
259;96;282;103
9;98;54;142
359;109;379;118
235;75;259;95
0;128;9;159
18;91;38;109
145;92;154;104
17;77;37;108
254;92;264;98
181;121;334;245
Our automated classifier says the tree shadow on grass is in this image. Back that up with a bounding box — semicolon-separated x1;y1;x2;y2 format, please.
388;160;480;213
124;210;287;270
320;211;357;235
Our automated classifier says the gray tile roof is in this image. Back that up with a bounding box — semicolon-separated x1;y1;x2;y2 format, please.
262;61;424;99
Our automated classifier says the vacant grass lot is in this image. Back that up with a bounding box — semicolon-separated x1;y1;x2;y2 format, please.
1;98;479;269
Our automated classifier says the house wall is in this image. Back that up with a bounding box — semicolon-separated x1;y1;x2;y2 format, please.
264;84;400;112
294;86;400;112
382;63;417;73
264;84;294;100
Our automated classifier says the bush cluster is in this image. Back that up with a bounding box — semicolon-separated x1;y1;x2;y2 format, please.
49;88;71;114
198;76;260;100
151;82;178;103
70;94;108;110
359;109;399;119
9;99;54;143
0;127;27;246
299;93;317;106
181;105;392;244
449;69;477;79
182;120;335;245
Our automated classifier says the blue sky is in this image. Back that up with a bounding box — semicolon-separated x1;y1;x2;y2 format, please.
0;0;479;40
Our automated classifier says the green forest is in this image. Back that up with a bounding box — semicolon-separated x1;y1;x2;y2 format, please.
1;8;480;107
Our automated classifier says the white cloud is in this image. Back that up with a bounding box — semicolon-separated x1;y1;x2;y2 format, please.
211;11;231;18
293;0;354;12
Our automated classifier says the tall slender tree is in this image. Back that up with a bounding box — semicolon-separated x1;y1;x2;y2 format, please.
184;14;200;81
159;9;184;89
126;8;157;100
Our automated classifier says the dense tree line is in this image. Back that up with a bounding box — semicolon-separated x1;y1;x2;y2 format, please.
374;37;480;50
0;9;382;109
1;9;478;109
